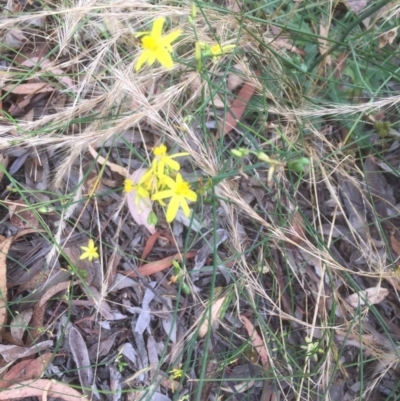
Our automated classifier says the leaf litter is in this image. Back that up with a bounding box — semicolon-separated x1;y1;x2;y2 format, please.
0;0;400;400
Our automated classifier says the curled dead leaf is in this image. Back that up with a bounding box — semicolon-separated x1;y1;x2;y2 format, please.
218;80;256;136
2;83;54;94
88;145;128;176
198;297;226;338
0;353;53;389
346;286;389;308
0;379;85;400
240;315;269;368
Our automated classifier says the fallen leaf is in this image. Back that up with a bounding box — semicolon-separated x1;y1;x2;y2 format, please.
0;237;13;330
0;340;53;363
135;282;157;335
109;365;122;401
9;199;40;229
346;286;389;308
0;360;32;389
240;315;269;368
147;335;158;379
211;94;226;108
137;251;196;277
88;331;121;361
227;66;245;91
0;229;36;331
2;83;54;95
126;168;155;234
69;327;96;398
343;0;368;15
10;309;33;345
88;145;128;176
3;29;27;50
390;231;400;256
198;297;226;338
218;80;256;136
161;297;176;343
0;353;52;388
29;281;70;342
0;379;85;400
194;229;228;272
80;285;114;320
378;27;398;48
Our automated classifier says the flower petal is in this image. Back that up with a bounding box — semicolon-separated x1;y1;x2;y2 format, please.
175;173;183;184
161;29;182;48
166;196;180;222
162;176;177;189
80;251;89;260
152;17;165;39
165;158;180;171
155;47;173;69
136;50;150;71
185;190;197;202
152;189;174;201
147;53;156;66
180;198;191;217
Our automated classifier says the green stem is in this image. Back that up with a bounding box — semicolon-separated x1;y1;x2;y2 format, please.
309;0;393;72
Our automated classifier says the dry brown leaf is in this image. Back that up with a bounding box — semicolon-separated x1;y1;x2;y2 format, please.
198;297;226;338
69;327;95;398
343;0;369;15
0;359;32;389
137;251;196;277
346;286;389;308
88;145;128;176
29;281;70;343
0;229;46;328
0;236;13;330
227;66;245;91
390;231;400;256
240;315;269;368
378;27;398;48
2;83;54;95
0;353;52;388
288;211;306;245
218;80;256;136
211;94;226;108
318;23;332;66
9;199;40;229
0;340;53;363
80;285;113;320
0;379;85;400
10;309;33;345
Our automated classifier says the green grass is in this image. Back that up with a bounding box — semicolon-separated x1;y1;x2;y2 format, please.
1;0;400;400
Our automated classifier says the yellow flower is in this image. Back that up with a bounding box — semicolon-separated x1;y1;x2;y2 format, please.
124;178;135;193
152;144;189;177
152;173;197;222
124;178;151;208
169;368;183;380
197;42;236;63
135;18;182;71
209;44;236;59
80;239;99;262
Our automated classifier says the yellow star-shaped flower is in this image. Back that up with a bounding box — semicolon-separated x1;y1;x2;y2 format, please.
152;173;197;222
80;239;99;262
136;18;182;71
152;144;189;177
